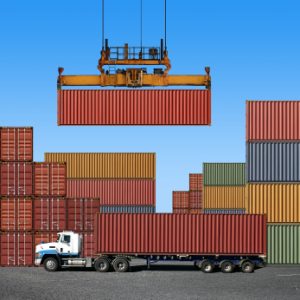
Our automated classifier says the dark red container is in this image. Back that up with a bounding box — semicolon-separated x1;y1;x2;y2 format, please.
34;232;58;247
34;197;67;231
189;174;203;191
0;232;33;266
80;232;94;257
173;208;190;214
0;198;33;231
246;101;300;141
67;179;155;206
172;191;189;209
34;163;66;196
0;127;33;162
57;89;211;125
189;191;202;209
0;162;33;196
67;198;100;231
94;214;267;255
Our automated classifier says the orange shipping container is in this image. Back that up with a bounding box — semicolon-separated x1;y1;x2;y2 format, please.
246;184;300;223
189;174;203;191
172;191;189;209
189;191;202;209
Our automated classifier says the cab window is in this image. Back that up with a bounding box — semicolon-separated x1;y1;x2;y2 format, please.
62;235;71;243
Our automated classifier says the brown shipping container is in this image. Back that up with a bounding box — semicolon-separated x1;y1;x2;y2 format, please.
34;163;66;196
34;197;67;231
0;127;33;162
203;186;246;209
189;191;202;209
94;214;266;255
246;184;300;223
0;232;33;266
0;162;33;196
172;208;190;214
246;101;300;141
34;232;59;247
57;89;211;126
172;191;189;209
67;179;155;206
0;198;33;231
67;198;100;231
189;174;203;191
44;153;156;179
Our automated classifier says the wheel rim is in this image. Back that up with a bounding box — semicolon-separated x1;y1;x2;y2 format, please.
244;264;251;272
204;264;212;272
118;262;125;270
100;261;106;270
224;264;232;272
46;260;56;270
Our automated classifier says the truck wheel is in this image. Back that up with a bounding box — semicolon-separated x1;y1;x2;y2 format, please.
220;261;235;273
241;260;254;273
44;257;59;272
112;257;129;272
94;257;110;272
193;261;201;270
201;260;214;273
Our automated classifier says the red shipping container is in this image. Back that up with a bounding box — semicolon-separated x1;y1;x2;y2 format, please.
190;209;202;214
246;101;300;141
67;179;155;206
189;174;203;191
173;208;190;214
94;213;267;255
34;232;59;247
0;162;33;196
0;198;33;231
67;198;100;231
80;232;94;257
189;191;202;209
34;197;67;231
0;232;33;266
34;163;66;196
57;89;211;125
172;191;189;209
0;127;33;162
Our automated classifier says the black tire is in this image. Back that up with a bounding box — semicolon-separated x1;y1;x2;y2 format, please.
241;260;254;273
112;257;129;272
44;257;59;272
220;260;235;273
193;261;201;270
94;257;110;272
201;260;214;273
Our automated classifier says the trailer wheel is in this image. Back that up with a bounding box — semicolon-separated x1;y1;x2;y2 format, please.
44;257;59;272
112;257;129;272
94;257;110;272
241;260;254;273
201;260;214;273
220;261;235;273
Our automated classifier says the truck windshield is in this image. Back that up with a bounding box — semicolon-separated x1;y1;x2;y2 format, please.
57;234;60;242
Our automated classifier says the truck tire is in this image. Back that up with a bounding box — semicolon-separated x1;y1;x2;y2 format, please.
94;257;110;272
241;260;254;273
44;257;59;272
220;260;235;273
201;260;214;273
112;257;129;272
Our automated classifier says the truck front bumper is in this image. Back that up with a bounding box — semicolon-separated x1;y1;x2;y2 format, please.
35;258;42;266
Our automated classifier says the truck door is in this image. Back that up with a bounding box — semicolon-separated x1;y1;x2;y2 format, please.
58;234;72;255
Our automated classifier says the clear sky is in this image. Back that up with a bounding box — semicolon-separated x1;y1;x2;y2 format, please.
0;1;299;212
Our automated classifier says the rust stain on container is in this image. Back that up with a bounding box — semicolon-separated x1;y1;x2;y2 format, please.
58;89;211;126
0;127;33;162
189;174;203;191
44;153;156;179
94;214;266;255
246;101;300;141
172;191;189;209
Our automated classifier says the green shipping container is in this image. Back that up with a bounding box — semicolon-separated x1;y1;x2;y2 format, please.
267;224;300;264
203;163;246;186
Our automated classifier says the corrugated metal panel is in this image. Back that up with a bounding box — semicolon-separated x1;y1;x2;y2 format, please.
0;162;33;196
267;224;300;264
246;101;300;141
44;153;156;179
189;209;202;214
203;186;246;209
0;198;33;231
66;198;100;231
189;191;202;209
94;214;266;255
203;163;246;186
203;209;246;214
172;191;189;209
189;174;203;191
34;163;66;196
34;197;67;231
57;89;211;126
66;179;155;206
172;208;190;214
80;232;94;257
247;142;300;182
246;184;300;223
100;205;155;213
34;232;58;247
0;127;33;162
0;232;33;266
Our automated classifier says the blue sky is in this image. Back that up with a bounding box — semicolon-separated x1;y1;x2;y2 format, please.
0;1;300;212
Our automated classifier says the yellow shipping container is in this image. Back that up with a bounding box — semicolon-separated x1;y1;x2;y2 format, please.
246;184;300;223
44;153;156;179
203;186;246;209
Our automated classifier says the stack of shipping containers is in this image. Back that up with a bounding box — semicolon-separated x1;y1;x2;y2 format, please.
203;163;246;214
246;101;300;264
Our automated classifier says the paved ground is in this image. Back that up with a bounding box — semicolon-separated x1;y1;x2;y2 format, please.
0;261;299;300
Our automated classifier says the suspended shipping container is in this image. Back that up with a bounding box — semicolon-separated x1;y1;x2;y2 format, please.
100;205;155;213
189;173;203;191
189;191;202;209
172;191;189;209
57;89;211;126
203;209;246;214
44;153;156;179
